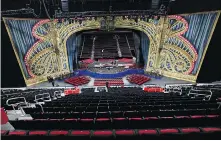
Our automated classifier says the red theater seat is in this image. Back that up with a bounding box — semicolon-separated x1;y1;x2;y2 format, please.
138;129;158;135
190;115;205;118
127;74;151;85
202;127;221;132
160;129;179;134
115;130;134;136
71;130;90;136
8;131;27;136
180;128;201;133
93;130;113;136
65;76;90;86
29;131;48;135
49;130;69;136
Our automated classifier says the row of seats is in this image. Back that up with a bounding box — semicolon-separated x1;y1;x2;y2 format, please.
10;114;221;130
127;74;151;85
143;87;164;92
2;127;221;139
65;76;91;86
94;79;124;86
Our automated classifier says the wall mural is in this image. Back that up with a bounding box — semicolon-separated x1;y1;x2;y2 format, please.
3;11;220;86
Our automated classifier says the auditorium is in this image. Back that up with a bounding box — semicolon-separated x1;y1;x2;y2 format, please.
1;0;221;139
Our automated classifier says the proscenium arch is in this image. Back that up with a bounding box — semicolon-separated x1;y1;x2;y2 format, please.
60;16;164;73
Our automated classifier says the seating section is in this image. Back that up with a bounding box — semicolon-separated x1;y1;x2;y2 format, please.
1;85;221;139
127;74;151;85
65;76;91;86
143;87;164;92
2;127;221;139
79;35;93;58
94;79;124;86
79;32;135;59
118;34;132;57
94;34;119;58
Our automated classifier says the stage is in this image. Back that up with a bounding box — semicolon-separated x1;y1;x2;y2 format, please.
27;75;192;88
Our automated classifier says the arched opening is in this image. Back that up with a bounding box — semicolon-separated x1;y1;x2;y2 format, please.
65;28;151;72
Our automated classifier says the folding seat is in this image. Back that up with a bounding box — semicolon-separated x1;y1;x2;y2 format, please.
96;112;111;118
97;106;109;112
138;129;158;136
120;106;131;111
75;106;86;112
159;128;179;134
28;130;48;136
70;130;91;139
49;130;69;136
109;106;120;111
91;130;114;139
110;111;124;118
130;105;143;111
8;130;27;136
95;118;112;129
62;118;79;129
201;127;221;133
180;128;201;134
115;130;135;139
124;111;141;118
81;112;96;119
85;106;97;112
112;118;129;129
78;118;95;130
128;117;144;129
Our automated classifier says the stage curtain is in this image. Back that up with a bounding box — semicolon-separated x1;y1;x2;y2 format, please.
4;19;39;78
140;32;150;68
75;35;82;65
133;32;141;64
66;34;76;72
179;12;219;74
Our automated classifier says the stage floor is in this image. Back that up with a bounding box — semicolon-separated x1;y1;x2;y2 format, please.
28;76;193;88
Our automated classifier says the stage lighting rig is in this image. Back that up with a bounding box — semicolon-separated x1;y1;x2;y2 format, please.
1;8;35;16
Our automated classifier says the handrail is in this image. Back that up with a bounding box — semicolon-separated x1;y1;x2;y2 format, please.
6;97;28;115
35;93;51;103
188;89;212;101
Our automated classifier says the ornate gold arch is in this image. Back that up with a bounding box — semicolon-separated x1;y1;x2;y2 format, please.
4;16;164;86
3;11;220;86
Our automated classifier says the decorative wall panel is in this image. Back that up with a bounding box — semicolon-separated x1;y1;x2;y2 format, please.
3;11;220;86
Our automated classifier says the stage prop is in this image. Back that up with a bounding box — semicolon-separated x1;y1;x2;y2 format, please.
3;11;220;86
